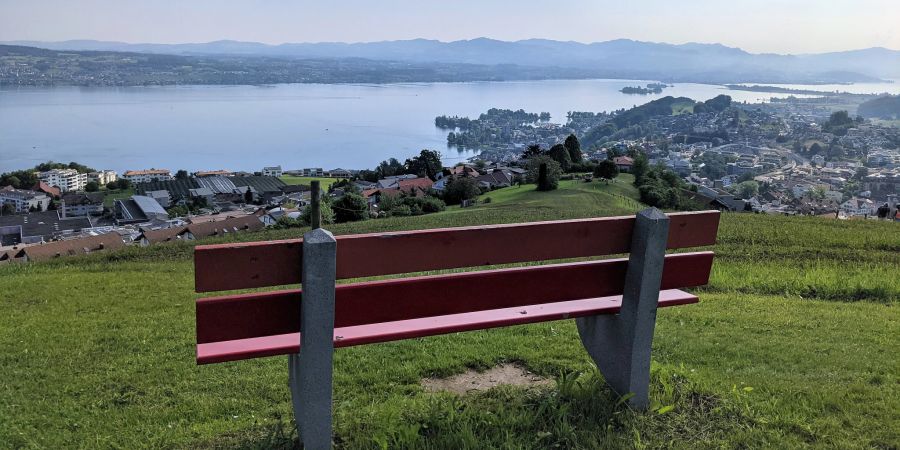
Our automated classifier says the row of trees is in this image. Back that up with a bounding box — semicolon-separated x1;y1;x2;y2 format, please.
521;134;585;172
357;149;444;182
1;161;99;190
631;154;691;209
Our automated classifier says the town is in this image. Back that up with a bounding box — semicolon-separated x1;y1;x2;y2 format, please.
2;92;898;264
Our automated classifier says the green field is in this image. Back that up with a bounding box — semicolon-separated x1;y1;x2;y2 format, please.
1;176;898;449
101;187;135;207
280;176;341;190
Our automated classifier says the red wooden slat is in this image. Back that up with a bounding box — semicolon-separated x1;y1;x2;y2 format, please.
197;289;698;364
194;211;720;292
194;238;302;293
196;252;713;344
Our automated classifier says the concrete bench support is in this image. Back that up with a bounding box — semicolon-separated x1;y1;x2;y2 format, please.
288;228;337;449
576;207;670;409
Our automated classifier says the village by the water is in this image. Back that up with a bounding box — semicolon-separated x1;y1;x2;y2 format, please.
1;89;898;263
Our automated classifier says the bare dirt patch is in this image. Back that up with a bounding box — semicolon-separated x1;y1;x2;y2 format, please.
421;363;554;395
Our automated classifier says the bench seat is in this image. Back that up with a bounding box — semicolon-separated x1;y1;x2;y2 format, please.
197;288;697;364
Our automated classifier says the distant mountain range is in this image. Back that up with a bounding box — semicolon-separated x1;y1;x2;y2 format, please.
4;38;899;84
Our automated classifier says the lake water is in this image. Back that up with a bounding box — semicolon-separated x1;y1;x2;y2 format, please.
0;79;884;173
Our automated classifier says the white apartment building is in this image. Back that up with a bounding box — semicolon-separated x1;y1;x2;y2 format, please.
122;169;173;184
262;166;283;177
0;187;51;213
88;170;118;185
38;169;88;192
840;197;875;217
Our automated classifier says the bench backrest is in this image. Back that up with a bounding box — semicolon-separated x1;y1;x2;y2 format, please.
194;211;719;345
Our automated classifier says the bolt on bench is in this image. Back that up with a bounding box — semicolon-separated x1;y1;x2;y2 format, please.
194;208;719;449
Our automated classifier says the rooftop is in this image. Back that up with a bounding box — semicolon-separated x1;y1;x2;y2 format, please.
125;169;171;176
0;210;93;240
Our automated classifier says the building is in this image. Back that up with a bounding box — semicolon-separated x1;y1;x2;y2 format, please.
262;166;283;177
13;233;125;263
0;187;51;213
396;177;435;196
613;156;634;172
31;181;61;198
122;169;173;183
188;187;216;205
811;155;825;167
115;196;169;224
145;190;172;208
178;215;264;240
327;168;352;178
840;198;875;217
60;192;105;217
302;168;324;177
135;226;186;247
0;210;94;246
475;170;513;189
88;170;118;185
38;169;88;193
195;170;233;178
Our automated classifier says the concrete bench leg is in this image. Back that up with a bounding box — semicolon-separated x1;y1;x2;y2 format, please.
576;208;669;409
288;228;337;449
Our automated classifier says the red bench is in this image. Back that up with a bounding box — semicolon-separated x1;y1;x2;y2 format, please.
194;208;719;449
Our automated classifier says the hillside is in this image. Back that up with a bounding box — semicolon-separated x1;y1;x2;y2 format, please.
0;44;602;87
1;177;898;448
858;95;900;119
6;38;900;83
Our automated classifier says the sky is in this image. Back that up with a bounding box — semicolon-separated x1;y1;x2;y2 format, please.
1;0;898;54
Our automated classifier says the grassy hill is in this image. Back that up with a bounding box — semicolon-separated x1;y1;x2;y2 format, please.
1;176;898;449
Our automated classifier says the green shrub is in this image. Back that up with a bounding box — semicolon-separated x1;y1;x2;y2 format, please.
333;193;369;223
526;156;562;191
420;196;446;213
443;177;480;205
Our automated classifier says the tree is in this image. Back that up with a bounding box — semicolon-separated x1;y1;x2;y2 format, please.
631;153;650;185
525;156;562;191
521;144;543;159
593;159;619;183
84;181;99;192
404;149;443;180
442;177;480;205
0;170;37;189
356;169;379;183
823;110;855;136
734;181;759;199
547;143;572;172
175;170;189;180
564;134;583;163
376;158;404;179
115;179;131;190
4;176;21;189
808;186;826;201
333;193;369;223
809;142;823;155
106;181;119;191
1;203;15;215
243;188;254;205
300;201;334;226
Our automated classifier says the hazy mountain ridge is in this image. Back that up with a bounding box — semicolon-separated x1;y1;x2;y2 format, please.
3;38;899;84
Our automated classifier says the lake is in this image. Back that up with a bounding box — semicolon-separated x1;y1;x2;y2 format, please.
0;79;884;173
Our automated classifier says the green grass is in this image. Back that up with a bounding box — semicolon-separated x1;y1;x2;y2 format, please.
1;176;898;449
280;176;340;189
102;187;134;207
671;101;695;115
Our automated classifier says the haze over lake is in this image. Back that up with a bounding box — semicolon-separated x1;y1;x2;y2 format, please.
1;79;892;173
